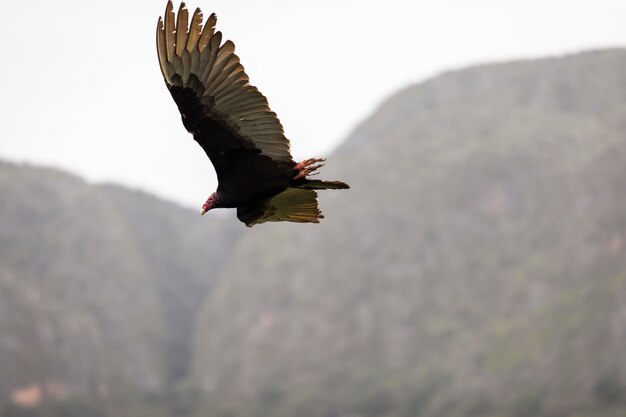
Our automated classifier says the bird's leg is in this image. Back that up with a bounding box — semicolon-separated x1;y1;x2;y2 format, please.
294;157;325;171
293;157;326;180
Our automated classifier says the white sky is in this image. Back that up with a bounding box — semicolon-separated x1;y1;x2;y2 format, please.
1;0;625;208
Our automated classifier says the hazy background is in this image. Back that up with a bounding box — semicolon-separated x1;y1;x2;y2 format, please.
1;1;626;417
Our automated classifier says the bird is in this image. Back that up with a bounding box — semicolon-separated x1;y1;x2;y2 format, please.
156;1;349;227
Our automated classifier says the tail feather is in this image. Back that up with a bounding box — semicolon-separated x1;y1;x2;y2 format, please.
292;158;350;190
296;180;350;190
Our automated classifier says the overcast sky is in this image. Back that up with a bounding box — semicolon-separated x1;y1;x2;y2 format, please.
1;0;625;208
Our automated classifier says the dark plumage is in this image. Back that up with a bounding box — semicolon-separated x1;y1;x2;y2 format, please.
156;1;349;226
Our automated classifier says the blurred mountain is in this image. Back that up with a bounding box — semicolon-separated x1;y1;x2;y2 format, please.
0;161;242;416
192;49;626;417
2;49;626;417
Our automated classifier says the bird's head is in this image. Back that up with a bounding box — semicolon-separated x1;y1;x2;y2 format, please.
200;192;218;216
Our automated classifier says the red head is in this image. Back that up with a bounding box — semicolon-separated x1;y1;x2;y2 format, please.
200;192;218;216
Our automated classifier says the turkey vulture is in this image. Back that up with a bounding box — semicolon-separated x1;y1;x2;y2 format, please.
156;1;349;226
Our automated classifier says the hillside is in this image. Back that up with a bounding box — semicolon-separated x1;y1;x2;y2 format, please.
192;49;626;417
0;161;242;416
1;49;626;417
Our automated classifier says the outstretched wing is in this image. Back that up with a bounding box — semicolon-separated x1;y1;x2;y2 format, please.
156;1;295;187
237;188;323;227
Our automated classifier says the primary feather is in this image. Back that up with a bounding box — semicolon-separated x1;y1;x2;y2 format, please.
157;1;349;227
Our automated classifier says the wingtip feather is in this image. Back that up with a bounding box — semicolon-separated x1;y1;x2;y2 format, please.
198;12;217;51
187;8;203;51
164;1;175;61
175;3;189;55
156;17;170;82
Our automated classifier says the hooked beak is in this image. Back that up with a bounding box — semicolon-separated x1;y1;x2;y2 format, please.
200;207;208;216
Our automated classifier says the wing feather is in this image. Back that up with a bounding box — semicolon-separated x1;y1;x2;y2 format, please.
200;32;222;82
189;48;201;76
205;50;236;88
156;2;294;164
198;13;216;51
156;18;170;82
237;188;323;227
181;49;192;83
186;8;203;51
175;3;189;56
164;1;176;62
208;60;242;92
213;75;247;99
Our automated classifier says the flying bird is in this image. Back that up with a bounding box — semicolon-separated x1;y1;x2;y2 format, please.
156;1;349;227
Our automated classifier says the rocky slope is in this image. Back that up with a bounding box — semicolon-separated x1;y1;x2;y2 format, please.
0;161;242;416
